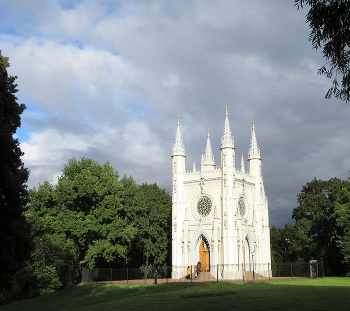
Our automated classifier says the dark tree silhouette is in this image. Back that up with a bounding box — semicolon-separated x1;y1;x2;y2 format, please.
295;0;350;102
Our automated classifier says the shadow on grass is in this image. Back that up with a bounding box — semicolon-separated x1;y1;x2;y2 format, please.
1;278;349;311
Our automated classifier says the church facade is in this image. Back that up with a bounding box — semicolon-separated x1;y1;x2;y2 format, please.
171;108;271;279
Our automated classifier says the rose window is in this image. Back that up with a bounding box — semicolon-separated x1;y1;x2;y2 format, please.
197;196;212;217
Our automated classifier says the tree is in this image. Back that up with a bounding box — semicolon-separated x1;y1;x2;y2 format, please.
295;1;350;102
28;158;138;286
288;177;350;275
271;177;350;275
0;52;31;292
120;179;172;268
28;181;79;294
270;223;307;263
27;158;172;294
56;158;137;268
136;183;171;267
332;179;350;274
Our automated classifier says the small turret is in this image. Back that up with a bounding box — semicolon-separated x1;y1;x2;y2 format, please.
248;121;261;176
172;116;186;156
202;129;215;170
248;121;260;159
240;152;245;175
221;106;234;149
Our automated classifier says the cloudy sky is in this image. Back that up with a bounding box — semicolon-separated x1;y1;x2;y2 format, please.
1;0;349;228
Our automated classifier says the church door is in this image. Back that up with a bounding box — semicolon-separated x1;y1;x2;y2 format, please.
199;239;210;271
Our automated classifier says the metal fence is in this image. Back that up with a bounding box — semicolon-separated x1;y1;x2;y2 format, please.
81;261;323;284
81;266;172;284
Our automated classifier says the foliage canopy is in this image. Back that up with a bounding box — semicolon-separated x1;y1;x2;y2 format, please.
0;52;30;292
26;158;171;295
271;176;350;275
295;0;350;102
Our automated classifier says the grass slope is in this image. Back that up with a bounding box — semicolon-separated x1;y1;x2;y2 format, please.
1;278;349;311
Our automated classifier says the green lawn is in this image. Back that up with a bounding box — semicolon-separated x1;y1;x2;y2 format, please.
1;278;349;311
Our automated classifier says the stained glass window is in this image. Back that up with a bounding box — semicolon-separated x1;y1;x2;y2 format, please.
239;198;246;217
197;196;212;217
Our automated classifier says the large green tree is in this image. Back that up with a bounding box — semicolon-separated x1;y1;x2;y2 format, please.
56;158;137;268
28;158;172;294
120;178;172;268
293;177;350;275
28;181;79;293
28;158;138;293
295;0;350;102
271;177;350;275
270;223;306;263
333;181;350;273
0;52;31;292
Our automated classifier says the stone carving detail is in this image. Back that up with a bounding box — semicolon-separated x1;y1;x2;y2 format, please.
199;179;204;193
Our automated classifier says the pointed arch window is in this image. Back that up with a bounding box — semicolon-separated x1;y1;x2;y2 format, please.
238;197;246;218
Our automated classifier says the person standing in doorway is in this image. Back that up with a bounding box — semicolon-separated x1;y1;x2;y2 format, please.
197;262;202;278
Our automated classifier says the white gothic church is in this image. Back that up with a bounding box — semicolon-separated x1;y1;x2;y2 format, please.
171;107;271;279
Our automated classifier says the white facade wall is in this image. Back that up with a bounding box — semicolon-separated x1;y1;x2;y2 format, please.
171;112;271;279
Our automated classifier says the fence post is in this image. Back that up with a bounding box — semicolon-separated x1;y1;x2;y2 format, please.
144;267;146;284
291;262;293;280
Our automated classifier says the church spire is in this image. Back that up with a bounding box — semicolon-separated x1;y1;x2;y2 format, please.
248;121;260;159
193;159;196;172
221;106;234;148
241;152;245;174
203;128;214;166
172;116;185;156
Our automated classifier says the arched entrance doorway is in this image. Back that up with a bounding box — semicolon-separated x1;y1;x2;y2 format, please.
199;238;210;271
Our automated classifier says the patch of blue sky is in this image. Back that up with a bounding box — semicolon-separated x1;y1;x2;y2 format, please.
71;40;84;49
16;104;63;143
103;1;139;18
71;89;83;102
120;93;151;121
22;104;50;123
58;0;82;10
0;26;17;36
0;34;26;48
22;101;62;125
58;39;85;50
110;50;120;56
14;124;31;143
